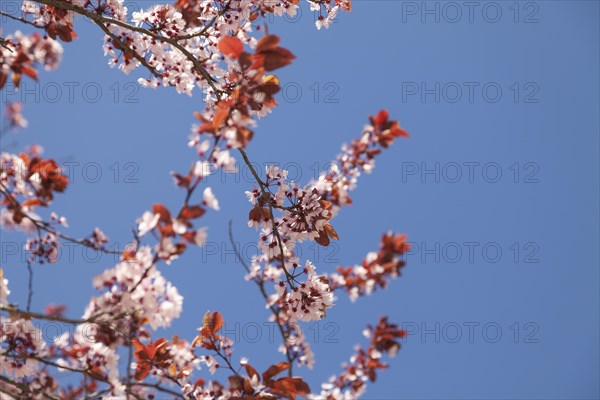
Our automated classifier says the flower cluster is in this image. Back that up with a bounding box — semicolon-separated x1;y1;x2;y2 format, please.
135;196;219;263
280;326;316;369
0;277;48;384
0;316;47;379
84;246;183;332
275;261;334;322
0;31;63;89
102;0;251;95
25;232;60;264
0;147;69;233
310;0;352;30
310;317;407;400
312;110;409;215
330;232;410;301
248;164;337;256
189;35;294;152
21;0;78;41
53;325;124;395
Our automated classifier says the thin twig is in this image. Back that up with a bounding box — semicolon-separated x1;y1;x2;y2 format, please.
0;304;129;325
0;183;122;255
26;260;33;311
0;11;45;30
237;147;295;287
131;383;184;399
228;220;295;376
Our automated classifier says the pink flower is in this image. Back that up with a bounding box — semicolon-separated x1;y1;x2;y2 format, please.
203;187;220;210
194;161;214;178
136;211;159;237
4;102;28;130
195;227;208;246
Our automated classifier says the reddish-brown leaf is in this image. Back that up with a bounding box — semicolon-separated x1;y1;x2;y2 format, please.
324;224;339;241
374;109;389;127
212;106;230;129
21;66;38;80
202;311;224;333
262;362;289;385
270;377;311;399
218;36;244;59
256;35;280;52
261;48;296;72
22;198;43;208
245;364;260;380
152;203;171;222
181;205;206;220
314;229;330;247
172;172;192;188
336;0;352;11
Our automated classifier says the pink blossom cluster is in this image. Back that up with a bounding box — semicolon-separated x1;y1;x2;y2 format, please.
310;0;351;30
85;246;183;331
103;0;251;95
4;102;28;130
0;280;48;382
0;31;63;89
53;325;124;395
312;110;409;216
0;317;47;379
274;261;334;322
310;317;406;400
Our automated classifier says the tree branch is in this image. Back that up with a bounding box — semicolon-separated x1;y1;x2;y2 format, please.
32;0;222;96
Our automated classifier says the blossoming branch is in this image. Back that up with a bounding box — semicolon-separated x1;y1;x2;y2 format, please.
0;0;411;398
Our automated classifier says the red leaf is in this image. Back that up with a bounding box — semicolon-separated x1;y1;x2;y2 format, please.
324;224;339;241
336;0;352;11
256;35;280;52
374;109;389;127
218;36;243;59
260;48;296;72
202;311;224;333
262;362;289;385
181;205;205;220
270;377;311;399
314;229;330;247
22;198;43;208
152;203;172;222
252;35;295;72
21;66;38;80
245;364;260;380
212;106;230;129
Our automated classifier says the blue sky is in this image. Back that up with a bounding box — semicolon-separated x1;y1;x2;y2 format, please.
1;1;599;398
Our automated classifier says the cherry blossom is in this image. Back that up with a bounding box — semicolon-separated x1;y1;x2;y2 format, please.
0;268;10;306
202;186;220;210
90;227;109;248
195;160;214;178
4;102;28;130
136;210;160;236
195;226;208;246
